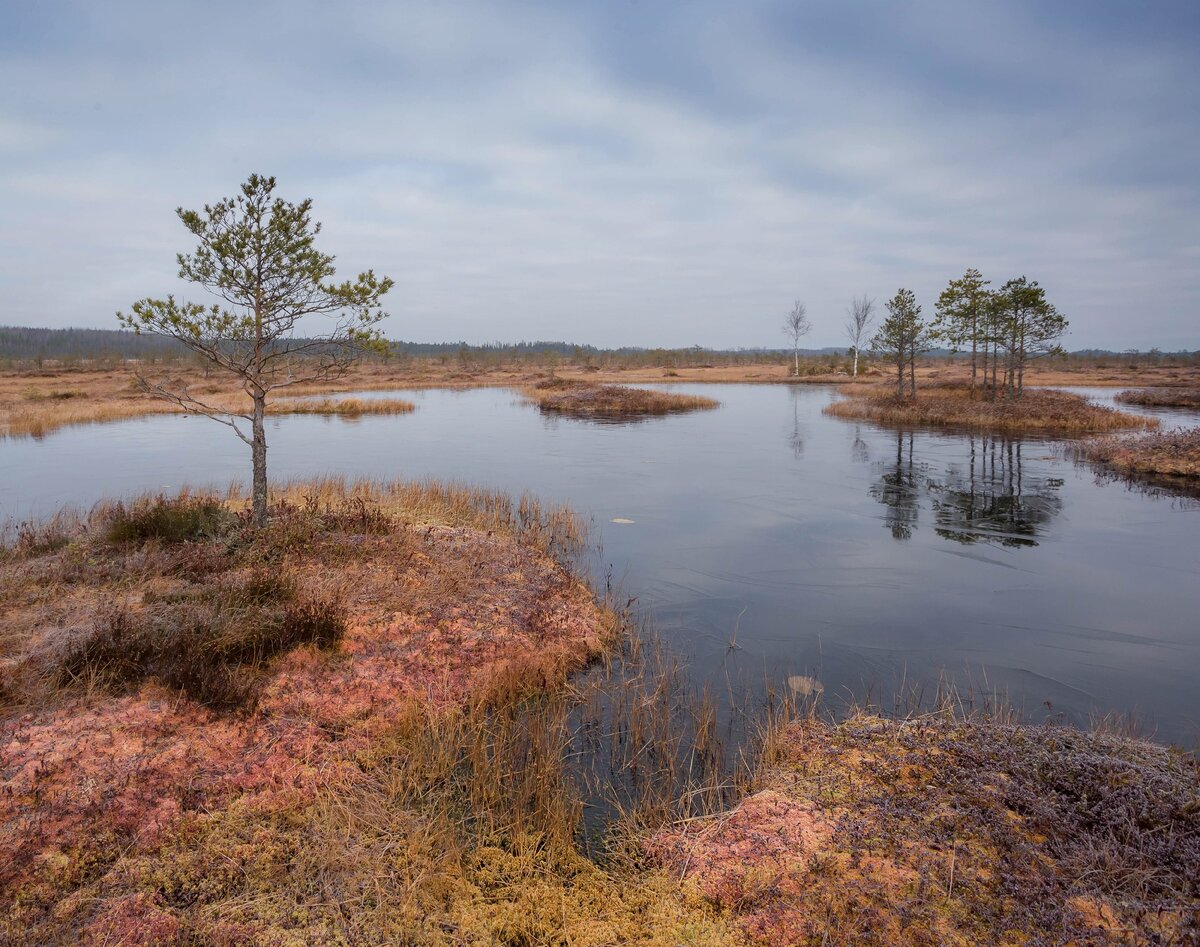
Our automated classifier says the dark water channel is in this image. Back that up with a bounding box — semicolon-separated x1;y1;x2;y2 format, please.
3;384;1198;745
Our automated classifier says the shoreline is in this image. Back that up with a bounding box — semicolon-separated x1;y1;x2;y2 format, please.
2;483;1197;944
5;359;1200;438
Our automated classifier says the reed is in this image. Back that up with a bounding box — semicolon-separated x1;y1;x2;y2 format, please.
825;385;1155;434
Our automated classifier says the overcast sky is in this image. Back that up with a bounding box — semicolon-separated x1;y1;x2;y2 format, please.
1;0;1197;349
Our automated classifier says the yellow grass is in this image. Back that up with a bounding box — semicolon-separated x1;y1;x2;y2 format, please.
267;396;415;416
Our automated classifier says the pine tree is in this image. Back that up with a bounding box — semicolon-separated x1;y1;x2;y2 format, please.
871;288;932;398
119;174;393;525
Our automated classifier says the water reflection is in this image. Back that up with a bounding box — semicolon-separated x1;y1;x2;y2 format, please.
869;432;924;540
871;433;1064;547
788;387;805;457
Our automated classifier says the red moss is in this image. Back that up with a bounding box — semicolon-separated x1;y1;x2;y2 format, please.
0;523;612;925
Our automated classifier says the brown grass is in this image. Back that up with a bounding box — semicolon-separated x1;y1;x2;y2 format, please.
267;396;414;416
825;385;1156;435
526;378;720;419
6;357;1199;437
1115;387;1200;409
1076;427;1200;480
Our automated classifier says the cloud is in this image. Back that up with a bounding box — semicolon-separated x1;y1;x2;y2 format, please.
0;0;1196;349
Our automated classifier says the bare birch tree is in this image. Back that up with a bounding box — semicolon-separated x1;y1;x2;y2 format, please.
844;295;875;377
118;173;394;526
783;300;811;376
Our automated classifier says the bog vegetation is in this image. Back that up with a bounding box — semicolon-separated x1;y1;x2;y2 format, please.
1076;427;1200;481
1116;387;1200;409
526;377;720;418
824;384;1155;435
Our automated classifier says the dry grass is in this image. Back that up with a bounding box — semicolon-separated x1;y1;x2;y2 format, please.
4;482;1198;944
0;483;747;945
649;710;1200;946
1076;427;1200;481
6;357;1199;437
526;378;720;419
267;396;414;416
1115;387;1200;409
825;385;1156;435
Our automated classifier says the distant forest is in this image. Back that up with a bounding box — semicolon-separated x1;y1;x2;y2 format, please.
0;326;847;362
0;325;1193;365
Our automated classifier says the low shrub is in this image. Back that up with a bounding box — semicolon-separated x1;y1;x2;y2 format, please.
57;571;345;708
103;496;235;544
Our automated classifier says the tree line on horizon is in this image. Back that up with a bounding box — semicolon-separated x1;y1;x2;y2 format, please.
787;269;1071;400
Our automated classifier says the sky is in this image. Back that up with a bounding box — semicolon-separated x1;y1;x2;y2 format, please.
1;0;1197;350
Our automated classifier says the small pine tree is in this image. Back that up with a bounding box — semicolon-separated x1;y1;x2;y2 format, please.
119;174;393;525
871;288;932;398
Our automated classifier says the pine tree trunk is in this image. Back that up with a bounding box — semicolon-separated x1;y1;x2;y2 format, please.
896;355;904;396
251;393;268;527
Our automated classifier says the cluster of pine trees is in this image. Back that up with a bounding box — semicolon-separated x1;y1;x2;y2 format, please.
871;270;1068;400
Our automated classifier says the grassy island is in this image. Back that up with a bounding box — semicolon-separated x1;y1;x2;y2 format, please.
1077;427;1200;482
526;377;720;419
1116;388;1200;409
825;385;1155;435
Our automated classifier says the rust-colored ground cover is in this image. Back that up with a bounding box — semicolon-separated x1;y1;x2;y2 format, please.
0;482;639;944
649;714;1200;946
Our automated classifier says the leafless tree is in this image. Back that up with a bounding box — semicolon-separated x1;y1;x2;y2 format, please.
844;295;875;377
783;300;811;377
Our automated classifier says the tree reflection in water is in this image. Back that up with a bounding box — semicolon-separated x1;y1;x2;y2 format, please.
869;432;1064;546
869;431;923;540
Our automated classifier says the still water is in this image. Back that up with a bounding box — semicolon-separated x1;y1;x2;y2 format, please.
3;385;1198;744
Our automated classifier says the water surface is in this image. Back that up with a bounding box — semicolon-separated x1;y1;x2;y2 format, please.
3;384;1198;744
